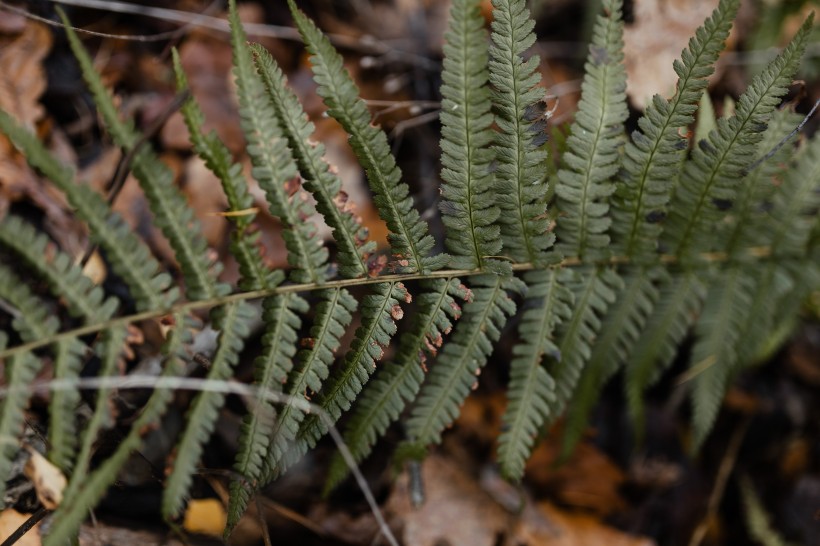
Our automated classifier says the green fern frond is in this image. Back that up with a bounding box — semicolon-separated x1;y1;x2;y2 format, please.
764;122;820;256
498;269;573;480
0;217;118;323
249;43;374;279
64;325;127;497
325;278;470;492
740;476;793;546
48;337;86;471
228;294;307;533
46;312;192;545
489;0;554;265
611;0;739;260
0;110;174;311
287;0;447;274
555;0;628;262
258;288;357;484
229;1;328;285
663;17;813;260
544;267;621;422
624;272;706;438
172;49;281;292
0;264;59;343
0;340;41;506
561;267;659;457
439;0;502;271
721;108;803;255
163;302;254;518
407;274;522;446
61;9;226;302
295;282;410;454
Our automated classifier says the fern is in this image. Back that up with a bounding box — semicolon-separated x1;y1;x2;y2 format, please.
498;269;572;480
663;17;813;260
0;110;174;311
610;0;739;260
439;0;502;272
0;0;816;535
406;274;523;447
229;1;328;285
228;294;307;531
287;0;447;274
325;278;470;492
555;0;628;262
489;0;554;265
163;302;254;518
172;49;280;292
249;43;374;279
60;8;227;302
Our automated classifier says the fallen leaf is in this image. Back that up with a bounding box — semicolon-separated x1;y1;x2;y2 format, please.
183;498;227;537
623;0;733;108
23;448;67;510
0;509;41;546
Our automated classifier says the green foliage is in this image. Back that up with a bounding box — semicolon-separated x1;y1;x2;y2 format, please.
0;0;816;538
489;0;554;265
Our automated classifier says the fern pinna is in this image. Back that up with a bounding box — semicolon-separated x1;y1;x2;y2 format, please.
0;0;816;540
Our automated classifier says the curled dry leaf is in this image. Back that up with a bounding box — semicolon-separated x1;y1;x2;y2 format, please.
24;447;67;511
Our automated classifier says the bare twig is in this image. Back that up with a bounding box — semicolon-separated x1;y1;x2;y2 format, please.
0;507;49;546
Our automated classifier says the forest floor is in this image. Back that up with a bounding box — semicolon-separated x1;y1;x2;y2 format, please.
0;0;818;545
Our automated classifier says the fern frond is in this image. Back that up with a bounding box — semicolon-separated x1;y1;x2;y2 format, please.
249;43;374;279
610;0;739;260
287;0;446;274
325;278;470;492
663;17;813;260
46;311;192;545
258;288;357;483
63;325;127;497
0;110;174;311
561;267;659;457
0;263;59;343
163;302;254;518
439;0;502;271
544;267;621;422
0;216;118;323
61;9;226;302
721;108;803;255
229;1;328;285
407;274;522;446
555;0;628;262
228;294;307;533
295;282;410;455
172;49;281;292
764;123;820;257
489;0;554;265
688;267;755;449
498;269;573;480
0;341;41;506
624;272;706;437
740;476;793;546
48;337;86;471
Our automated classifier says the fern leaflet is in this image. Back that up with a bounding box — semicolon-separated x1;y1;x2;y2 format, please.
489;0;554;265
61;9;226;301
250;43;374;279
439;0;502;271
610;0;739;260
287;0;446;273
163;302;255;518
556;0;628;262
498;269;572;480
229;0;328;285
325;278;470;492
407;274;522;446
663;17;813;260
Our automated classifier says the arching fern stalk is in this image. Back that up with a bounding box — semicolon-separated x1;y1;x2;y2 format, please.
0;0;816;541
